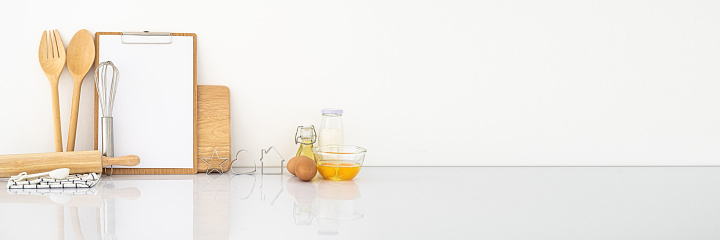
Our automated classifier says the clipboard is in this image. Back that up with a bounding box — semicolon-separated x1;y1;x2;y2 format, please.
94;32;197;174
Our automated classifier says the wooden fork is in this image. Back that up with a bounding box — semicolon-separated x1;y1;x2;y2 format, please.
38;29;66;152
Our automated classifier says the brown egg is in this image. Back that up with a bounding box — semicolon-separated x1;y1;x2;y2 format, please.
287;156;308;175
295;157;317;181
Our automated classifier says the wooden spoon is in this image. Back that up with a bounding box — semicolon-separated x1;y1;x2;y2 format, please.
66;29;95;151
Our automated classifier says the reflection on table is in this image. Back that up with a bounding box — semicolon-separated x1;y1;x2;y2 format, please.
0;173;366;239
287;178;364;235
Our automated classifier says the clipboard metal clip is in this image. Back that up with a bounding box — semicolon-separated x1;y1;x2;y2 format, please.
121;31;172;44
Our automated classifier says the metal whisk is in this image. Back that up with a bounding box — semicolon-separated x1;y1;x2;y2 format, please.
95;61;119;158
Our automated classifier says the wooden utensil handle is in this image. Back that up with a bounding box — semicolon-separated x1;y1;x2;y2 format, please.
102;155;140;167
50;81;63;152
66;80;83;152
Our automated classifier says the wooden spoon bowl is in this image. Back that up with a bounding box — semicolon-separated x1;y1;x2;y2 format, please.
66;29;96;151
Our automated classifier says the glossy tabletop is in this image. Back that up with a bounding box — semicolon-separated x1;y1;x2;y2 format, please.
1;167;720;239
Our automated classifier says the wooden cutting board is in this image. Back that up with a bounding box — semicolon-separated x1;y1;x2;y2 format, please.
196;85;231;173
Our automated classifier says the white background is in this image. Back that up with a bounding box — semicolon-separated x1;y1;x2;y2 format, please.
0;0;718;166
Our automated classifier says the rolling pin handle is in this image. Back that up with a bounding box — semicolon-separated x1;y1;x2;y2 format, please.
102;155;140;167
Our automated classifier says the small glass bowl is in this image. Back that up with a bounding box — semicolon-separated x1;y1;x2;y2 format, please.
312;145;367;181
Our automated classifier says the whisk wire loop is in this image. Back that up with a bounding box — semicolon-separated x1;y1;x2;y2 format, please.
95;61;119;117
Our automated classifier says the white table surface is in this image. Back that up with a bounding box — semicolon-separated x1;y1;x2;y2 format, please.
1;167;719;239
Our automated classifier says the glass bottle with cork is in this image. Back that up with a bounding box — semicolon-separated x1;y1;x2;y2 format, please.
295;125;317;159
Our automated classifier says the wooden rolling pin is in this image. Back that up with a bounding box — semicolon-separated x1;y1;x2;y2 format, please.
0;150;139;177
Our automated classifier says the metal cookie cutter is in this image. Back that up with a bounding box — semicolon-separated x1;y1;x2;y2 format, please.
229;149;256;175
229;146;286;175
260;146;285;175
201;148;230;175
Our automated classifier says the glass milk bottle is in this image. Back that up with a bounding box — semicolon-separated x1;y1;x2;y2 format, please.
318;108;344;147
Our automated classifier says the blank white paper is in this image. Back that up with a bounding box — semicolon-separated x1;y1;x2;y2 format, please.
97;35;194;169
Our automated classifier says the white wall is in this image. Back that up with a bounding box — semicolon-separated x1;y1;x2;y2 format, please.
1;0;718;166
